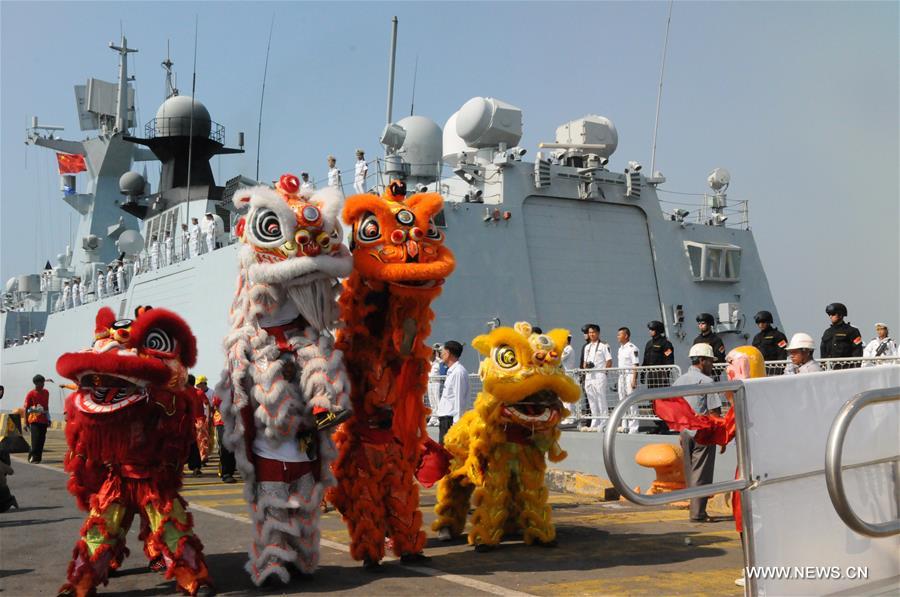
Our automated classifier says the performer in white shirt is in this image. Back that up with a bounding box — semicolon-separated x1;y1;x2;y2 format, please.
353;149;368;194
616;327;641;434
581;324;612;431
435;341;470;444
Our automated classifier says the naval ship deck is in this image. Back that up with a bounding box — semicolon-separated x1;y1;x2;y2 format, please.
3;429;743;596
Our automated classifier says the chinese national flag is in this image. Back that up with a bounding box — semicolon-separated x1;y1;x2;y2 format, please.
56;152;86;174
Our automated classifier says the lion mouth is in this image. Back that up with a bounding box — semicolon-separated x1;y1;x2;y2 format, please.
390;279;442;289
76;373;148;413
501;389;563;426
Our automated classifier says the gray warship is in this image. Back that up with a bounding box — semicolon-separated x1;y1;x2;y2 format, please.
2;35;778;417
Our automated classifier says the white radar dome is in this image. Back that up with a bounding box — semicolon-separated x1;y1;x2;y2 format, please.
455;97;523;149
154;95;212;137
442;111;476;163
394;115;443;180
116;230;145;256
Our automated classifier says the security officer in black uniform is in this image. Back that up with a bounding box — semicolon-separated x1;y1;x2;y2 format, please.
642;321;675;388
752;310;788;374
642;320;675;434
693;313;726;363
821;303;863;369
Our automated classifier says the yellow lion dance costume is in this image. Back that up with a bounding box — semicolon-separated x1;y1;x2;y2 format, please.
432;322;580;551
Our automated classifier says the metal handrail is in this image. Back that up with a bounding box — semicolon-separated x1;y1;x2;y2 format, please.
602;381;751;506
824;387;900;538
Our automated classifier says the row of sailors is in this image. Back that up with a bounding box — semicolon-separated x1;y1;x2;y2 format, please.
139;214;225;272
4;332;44;347
56;264;129;311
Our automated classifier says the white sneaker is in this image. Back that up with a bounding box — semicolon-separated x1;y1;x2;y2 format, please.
579;427;593;433
735;576;745;587
437;528;453;541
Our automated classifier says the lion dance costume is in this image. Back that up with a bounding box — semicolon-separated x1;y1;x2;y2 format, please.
217;174;352;585
57;306;212;596
432;322;580;550
329;182;455;568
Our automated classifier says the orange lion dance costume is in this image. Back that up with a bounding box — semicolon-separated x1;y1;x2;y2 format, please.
57;306;212;596
329;182;455;569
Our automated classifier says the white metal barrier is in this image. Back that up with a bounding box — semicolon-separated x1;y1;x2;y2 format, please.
604;365;900;595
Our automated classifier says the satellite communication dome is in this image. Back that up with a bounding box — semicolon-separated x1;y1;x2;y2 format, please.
116;230;145;256
5;277;17;293
707;168;731;191
154;95;212;137
455;97;523;149
119;171;145;196
442;111;476;163
394;115;442;180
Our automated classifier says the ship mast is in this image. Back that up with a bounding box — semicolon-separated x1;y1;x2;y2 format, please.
109;36;138;134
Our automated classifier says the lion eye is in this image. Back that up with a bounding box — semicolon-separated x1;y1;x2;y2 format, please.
144;328;175;354
495;346;518;369
250;209;283;244
425;218;442;240
357;213;381;243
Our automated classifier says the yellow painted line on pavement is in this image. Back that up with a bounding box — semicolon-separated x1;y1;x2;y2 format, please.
181;487;245;497
527;567;743;596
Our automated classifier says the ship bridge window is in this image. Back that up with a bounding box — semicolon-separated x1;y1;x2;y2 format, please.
684;241;741;282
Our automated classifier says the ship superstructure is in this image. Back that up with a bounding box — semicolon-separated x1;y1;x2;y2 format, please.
2;43;781;415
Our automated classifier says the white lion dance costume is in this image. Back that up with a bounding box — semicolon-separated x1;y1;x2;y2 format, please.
217;173;352;585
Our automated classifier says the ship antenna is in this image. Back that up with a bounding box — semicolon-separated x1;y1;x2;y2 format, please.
256;15;275;182
185;15;199;229
409;53;418;116
649;0;674;177
386;16;398;125
162;39;178;99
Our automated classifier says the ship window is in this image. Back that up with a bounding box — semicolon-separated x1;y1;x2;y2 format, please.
684;241;741;282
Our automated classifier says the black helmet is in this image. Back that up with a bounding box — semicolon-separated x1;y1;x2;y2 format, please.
754;310;773;324
696;312;715;325
647;320;665;334
825;303;847;317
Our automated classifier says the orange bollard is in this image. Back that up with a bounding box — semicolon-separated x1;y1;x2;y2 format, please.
635;443;686;495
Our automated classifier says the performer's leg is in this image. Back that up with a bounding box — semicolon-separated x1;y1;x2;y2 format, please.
382;453;426;558
60;502;129;596
468;452;512;548
432;474;474;539
288;472;324;575
514;452;555;546
246;480;294;585
332;443;389;564
142;495;211;595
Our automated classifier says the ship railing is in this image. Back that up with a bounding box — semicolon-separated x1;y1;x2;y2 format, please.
130;233;240;278
143;117;225;144
659;197;750;230
712;356;900;377
425;364;683;429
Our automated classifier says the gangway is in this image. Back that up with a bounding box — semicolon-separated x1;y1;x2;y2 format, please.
603;366;900;595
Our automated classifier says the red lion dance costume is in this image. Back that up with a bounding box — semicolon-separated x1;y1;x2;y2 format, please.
329;181;455;569
217;174;352;585
57;306;212;596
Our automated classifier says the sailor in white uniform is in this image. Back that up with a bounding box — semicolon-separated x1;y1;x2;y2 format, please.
149;235;161;270
106;265;116;295
353;149;368;194
116;262;126;295
204;213;216;253
326;155;342;190
164;231;175;267
180;224;190;261
863;323;898;364
95;270;106;299
75;278;85;306
299;172;315;198
61;281;71;310
189;217;203;257
616;327;641;434
582;324;612;431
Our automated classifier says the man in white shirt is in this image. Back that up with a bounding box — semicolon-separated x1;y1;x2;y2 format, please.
189;217;203;257
863;323;898;365
561;335;577;372
204;213;216;253
164;231;175;267
426;345;443;427
299;171;316;198
95;270;106;299
673;343;723;522
581;324;612;431
326;155;342;190
353;149;368;194
76;278;85;306
435;340;470;444
149;235;160;270
106;264;117;295
616;327;641;434
116;262;126;295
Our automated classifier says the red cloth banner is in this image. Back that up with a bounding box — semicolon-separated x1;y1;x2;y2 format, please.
57;152;86;174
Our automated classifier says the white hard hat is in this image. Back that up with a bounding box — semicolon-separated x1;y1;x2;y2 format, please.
689;343;715;359
786;332;815;351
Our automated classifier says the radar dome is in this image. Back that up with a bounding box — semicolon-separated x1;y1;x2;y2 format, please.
455;97;523;149
119;171;145;196
442;111;476;163
5;277;17;293
116;230;145;256
154;95;211;137
394;115;442;180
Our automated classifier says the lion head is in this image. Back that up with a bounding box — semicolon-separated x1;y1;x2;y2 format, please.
472;322;580;431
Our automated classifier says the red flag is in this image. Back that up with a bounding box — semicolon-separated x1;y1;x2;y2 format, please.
57;153;86;174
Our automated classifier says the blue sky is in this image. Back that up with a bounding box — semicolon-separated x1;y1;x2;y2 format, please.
1;1;898;341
